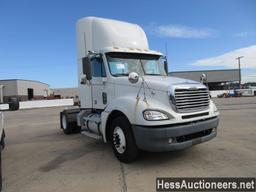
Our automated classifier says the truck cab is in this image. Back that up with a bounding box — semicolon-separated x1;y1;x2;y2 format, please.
60;17;219;163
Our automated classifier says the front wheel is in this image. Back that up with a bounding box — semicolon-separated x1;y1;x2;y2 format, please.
110;116;139;163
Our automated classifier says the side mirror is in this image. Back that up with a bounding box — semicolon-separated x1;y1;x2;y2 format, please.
164;60;168;74
160;56;168;74
82;57;92;80
200;73;207;84
128;72;139;84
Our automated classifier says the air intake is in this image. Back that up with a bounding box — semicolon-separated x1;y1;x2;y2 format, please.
174;88;209;113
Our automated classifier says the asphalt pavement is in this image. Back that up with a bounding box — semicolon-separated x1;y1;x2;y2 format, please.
2;97;256;192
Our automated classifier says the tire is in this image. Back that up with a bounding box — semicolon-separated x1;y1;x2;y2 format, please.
0;131;5;150
110;116;139;163
74;126;81;133
60;112;79;135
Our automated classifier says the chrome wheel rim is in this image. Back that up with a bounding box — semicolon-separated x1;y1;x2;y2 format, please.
62;115;67;130
113;126;126;154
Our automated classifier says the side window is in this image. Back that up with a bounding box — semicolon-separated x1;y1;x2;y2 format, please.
91;57;106;77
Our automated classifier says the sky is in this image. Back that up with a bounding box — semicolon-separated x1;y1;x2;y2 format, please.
0;0;256;88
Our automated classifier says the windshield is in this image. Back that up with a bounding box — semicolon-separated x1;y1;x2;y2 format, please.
106;52;167;76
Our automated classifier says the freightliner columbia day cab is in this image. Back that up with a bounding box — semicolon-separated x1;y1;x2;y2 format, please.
60;17;219;163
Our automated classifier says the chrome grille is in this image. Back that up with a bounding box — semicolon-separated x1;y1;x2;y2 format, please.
174;88;209;112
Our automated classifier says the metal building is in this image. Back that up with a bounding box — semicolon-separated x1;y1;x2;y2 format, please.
169;69;240;90
52;87;79;104
0;79;50;103
52;88;79;99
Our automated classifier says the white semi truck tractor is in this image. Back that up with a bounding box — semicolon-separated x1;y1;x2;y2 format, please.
60;17;219;163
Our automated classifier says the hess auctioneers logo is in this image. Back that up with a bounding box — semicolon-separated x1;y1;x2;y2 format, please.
156;177;255;192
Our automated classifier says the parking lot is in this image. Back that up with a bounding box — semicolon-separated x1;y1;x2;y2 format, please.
2;97;256;192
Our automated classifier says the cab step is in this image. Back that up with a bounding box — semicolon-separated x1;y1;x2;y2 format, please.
81;130;102;140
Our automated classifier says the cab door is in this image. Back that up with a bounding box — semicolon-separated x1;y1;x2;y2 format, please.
90;56;108;109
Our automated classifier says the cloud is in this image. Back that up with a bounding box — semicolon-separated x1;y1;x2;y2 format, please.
154;24;216;38
233;32;256;38
191;45;256;69
233;32;249;37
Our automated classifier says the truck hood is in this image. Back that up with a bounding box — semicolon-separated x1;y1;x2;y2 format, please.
143;76;199;89
115;75;205;94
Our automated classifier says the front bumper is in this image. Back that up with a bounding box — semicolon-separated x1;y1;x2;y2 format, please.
132;116;219;152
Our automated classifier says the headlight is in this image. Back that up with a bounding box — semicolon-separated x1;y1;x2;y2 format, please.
143;110;171;121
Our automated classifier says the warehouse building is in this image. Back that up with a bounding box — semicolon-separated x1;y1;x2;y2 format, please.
0;79;50;103
52;88;79;99
169;69;240;90
52;87;79;104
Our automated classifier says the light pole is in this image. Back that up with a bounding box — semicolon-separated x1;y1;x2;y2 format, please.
236;56;244;88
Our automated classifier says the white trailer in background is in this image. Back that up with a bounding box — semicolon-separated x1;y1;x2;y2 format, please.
60;17;219;163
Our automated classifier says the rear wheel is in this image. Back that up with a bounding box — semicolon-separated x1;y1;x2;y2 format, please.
60;112;80;134
110;116;138;163
0;131;4;150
